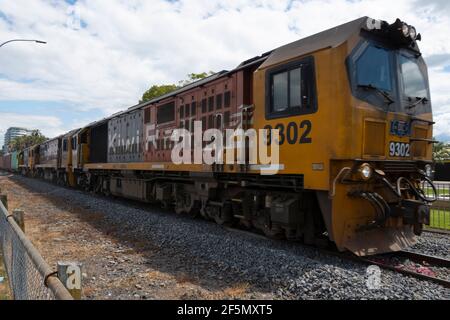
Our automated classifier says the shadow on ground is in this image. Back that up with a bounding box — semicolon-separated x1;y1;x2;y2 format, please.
6;174;278;299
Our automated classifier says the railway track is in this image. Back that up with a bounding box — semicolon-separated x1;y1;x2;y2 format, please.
9;173;450;289
358;251;450;288
224;224;450;288
321;249;450;288
423;228;450;236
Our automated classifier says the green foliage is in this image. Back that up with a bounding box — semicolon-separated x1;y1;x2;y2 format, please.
433;139;450;162
9;130;47;152
140;84;178;103
178;71;215;87
140;71;215;103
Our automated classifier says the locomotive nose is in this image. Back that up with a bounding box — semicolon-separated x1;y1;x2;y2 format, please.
328;160;437;256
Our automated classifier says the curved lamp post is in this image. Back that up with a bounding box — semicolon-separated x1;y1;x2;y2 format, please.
0;39;46;48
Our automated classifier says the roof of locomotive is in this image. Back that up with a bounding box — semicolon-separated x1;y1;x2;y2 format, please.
103;17;370;122
81;17;388;130
91;51;274;125
259;16;369;69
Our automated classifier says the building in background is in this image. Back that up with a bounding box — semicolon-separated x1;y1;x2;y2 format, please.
2;127;34;153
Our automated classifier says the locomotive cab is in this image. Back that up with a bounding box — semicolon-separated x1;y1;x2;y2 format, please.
328;18;436;255
251;16;437;256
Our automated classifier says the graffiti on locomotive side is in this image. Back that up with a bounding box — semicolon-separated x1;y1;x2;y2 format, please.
107;121;284;175
108;131;141;155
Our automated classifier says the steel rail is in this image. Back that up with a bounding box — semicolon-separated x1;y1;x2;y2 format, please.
360;252;450;289
361;261;450;289
315;248;450;288
396;250;450;267
423;228;450;236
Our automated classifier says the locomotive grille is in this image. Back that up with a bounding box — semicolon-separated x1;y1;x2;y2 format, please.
380;161;417;173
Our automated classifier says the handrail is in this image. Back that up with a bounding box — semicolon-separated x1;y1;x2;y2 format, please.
409;138;438;144
0;201;73;300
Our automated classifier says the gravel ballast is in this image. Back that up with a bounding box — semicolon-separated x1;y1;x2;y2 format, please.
3;174;449;300
408;232;450;259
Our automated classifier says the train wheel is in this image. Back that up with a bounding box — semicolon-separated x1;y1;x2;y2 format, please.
175;193;199;216
214;204;233;226
262;222;283;239
413;223;423;236
188;200;201;218
174;194;187;214
260;213;283;239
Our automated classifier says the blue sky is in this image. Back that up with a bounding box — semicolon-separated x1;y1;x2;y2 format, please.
0;0;449;144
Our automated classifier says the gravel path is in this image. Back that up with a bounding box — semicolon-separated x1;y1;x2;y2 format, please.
1;173;449;300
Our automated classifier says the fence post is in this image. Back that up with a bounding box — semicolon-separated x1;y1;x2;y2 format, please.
0;193;7;210
12;209;25;232
57;262;82;300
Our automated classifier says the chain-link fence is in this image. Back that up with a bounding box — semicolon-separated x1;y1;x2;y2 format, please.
0;200;73;300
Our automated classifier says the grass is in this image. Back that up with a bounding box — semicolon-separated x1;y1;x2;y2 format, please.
429;209;450;231
423;187;449;198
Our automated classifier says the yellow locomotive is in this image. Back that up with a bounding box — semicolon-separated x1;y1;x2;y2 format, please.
3;17;437;256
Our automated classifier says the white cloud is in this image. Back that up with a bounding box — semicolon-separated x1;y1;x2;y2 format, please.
433;113;450;142
0;112;65;145
0;0;448;141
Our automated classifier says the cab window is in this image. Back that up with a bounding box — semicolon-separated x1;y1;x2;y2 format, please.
399;55;428;99
356;45;392;92
266;56;317;119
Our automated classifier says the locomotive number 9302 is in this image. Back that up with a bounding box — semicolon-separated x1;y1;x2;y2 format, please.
389;142;411;157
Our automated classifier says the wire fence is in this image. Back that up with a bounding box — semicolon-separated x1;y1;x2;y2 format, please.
429;181;450;231
0;199;73;300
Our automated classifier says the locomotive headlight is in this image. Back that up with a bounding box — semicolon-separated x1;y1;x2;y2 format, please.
409;26;417;39
401;24;410;37
424;164;433;178
359;163;373;180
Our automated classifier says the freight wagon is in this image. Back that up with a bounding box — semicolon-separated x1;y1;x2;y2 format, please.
2;154;11;171
11;151;19;172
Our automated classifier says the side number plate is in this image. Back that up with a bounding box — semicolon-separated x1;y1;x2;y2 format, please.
389;142;410;157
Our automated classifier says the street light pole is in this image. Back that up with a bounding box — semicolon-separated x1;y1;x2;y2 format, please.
0;39;47;48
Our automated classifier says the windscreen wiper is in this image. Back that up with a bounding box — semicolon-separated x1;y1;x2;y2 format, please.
358;84;395;105
406;96;428;110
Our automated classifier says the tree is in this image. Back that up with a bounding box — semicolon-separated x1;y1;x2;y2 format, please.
432;139;450;162
9;130;48;152
140;71;215;103
140;84;178;103
178;71;215;87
